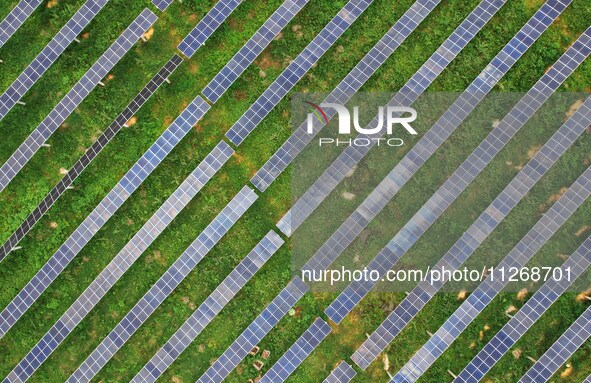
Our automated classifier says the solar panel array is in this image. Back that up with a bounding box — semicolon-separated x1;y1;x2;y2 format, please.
260;318;332;383
0;96;211;339
196;277;309;383
453;235;591;383
0;8;157;193
67;185;257;383
276;0;508;237
323;361;357;383
225;0;373;146
152;0;173;12
202;0;309;103
177;0;242;57
0;0;110;119
584;373;591;383
324;27;591;325
0;0;42;48
388;166;591;383
250;0;441;192
302;0;570;274
517;305;591;383
0;54;183;260
352;93;591;370
131;230;284;383
3;135;226;383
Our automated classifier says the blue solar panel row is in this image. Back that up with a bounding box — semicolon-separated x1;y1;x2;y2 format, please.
302;0;569;274
196;277;310;383
2;132;225;383
0;8;157;193
584;373;591;383
67;184;257;383
352;92;591;370
0;54;183;261
0;0;42;48
516;305;591;383
323;361;357;383
276;0;509;237
388;166;591;383
225;0;374;146
324;26;591;326
250;0;441;192
152;0;173;12
454;234;591;383
0;94;210;340
260;318;332;383
0;0;110;120
131;230;284;383
177;0;242;57
202;0;309;103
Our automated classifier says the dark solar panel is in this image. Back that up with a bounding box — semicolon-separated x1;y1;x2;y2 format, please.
323;361;357;383
178;0;242;57
225;0;374;146
0;0;42;48
0;96;210;340
202;0;309;103
388;166;591;383
196;277;309;383
453;234;591;383
516;306;591;383
0;8;157;192
0;0;110;119
260;318;331;383
3;135;227;383
324;25;591;327
276;0;509;237
0;54;183;261
67;185;257;383
251;0;441;192
131;230;284;383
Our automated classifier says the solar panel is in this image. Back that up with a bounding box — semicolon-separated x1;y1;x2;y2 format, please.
453;235;591;383
202;0;309;103
67;185;257;383
352;92;591;370
0;0;42;48
251;0;442;192
323;361;357;383
152;0;173;12
583;373;591;383
388;167;591;383
260;318;331;383
0;8;157;193
276;0;509;236
196;277;309;383
0;96;210;339
516;305;591;383
0;54;183;260
303;0;569;275
131;230;284;383
225;0;374;146
0;0;110;119
177;0;242;57
3;138;228;383
324;26;591;326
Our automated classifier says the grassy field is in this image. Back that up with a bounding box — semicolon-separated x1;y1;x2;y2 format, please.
0;0;590;382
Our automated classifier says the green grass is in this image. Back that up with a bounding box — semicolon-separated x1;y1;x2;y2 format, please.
0;0;590;382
